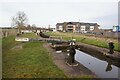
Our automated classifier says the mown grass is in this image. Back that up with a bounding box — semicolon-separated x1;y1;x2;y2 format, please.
0;38;2;48
45;32;120;52
20;33;40;38
2;36;66;78
2;34;96;78
77;75;95;79
2;36;21;52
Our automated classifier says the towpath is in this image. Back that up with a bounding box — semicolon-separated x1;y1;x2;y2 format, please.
43;43;97;78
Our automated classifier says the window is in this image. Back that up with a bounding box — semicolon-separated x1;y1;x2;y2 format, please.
90;26;94;31
67;26;73;28
59;26;63;30
81;26;85;31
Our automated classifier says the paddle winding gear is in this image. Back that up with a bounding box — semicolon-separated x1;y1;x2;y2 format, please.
108;41;114;54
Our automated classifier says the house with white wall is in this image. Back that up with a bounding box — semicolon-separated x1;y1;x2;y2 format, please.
56;22;100;33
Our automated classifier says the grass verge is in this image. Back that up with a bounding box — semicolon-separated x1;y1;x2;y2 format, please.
20;33;40;38
2;36;66;78
45;32;120;52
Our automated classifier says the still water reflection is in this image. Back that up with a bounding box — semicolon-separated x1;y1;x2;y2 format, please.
75;50;119;78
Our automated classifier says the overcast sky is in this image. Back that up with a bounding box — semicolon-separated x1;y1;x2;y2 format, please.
0;0;119;29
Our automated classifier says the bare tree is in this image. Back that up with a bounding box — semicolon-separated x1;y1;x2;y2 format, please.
11;11;28;31
48;24;51;31
32;24;36;28
27;24;31;30
32;24;37;30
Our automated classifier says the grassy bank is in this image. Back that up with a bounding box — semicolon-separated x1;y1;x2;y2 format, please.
45;32;120;52
2;36;66;78
2;36;20;52
20;33;40;38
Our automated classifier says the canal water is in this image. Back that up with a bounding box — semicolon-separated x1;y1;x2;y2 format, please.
75;50;119;78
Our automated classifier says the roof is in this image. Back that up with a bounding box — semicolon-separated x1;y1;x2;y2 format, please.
66;22;79;25
102;29;112;31
56;23;63;26
80;22;99;26
56;22;99;26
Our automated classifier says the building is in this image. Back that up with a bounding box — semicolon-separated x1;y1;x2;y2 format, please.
113;25;120;32
56;22;100;33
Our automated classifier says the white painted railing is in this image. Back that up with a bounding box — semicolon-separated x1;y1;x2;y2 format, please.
15;37;29;42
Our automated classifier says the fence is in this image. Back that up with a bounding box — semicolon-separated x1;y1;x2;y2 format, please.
1;29;17;38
